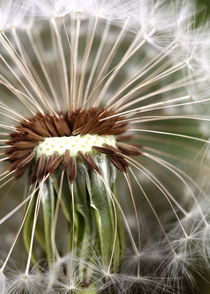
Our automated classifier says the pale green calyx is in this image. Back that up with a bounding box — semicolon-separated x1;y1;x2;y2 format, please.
34;134;116;158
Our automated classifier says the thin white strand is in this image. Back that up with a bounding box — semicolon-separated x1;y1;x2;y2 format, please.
0;132;9;136
106;41;178;108
0;176;14;189
143;152;209;225
122;115;210;124
70;183;75;253
142;61;187;86
116;79;191;112
116;60;175;111
130;160;190;220
26;28;60;112
93;37;146;107
62;17;74;109
51;170;64;260
72;13;81;111
12;27;31;69
51;18;69;110
116;60;187;110
83;22;110;105
142;146;209;172
0;123;16;131
0;110;20;122
0;76;37;115
98;174;118;275
0;101;28;121
8;29;52;113
25;183;42;276
86;18;129;106
115;61;187;111
50;21;66;111
135;133;202;156
149;150;210;203
125;97;210;118
124;173;141;252
77;17;99;108
0;170;9;178
12;28;55;114
142;147;210;200
0;145;9;149
100;95;190;120
0;54;43;113
129;128;210;145
129;166;176;255
128;57;181;99
69;16;76;110
126;95;190;118
0;185;35;272
108;185;139;255
0;34;46;113
68;183;75;289
116;75;207;112
0;157;8;162
127;157;189;219
0;183;41;225
1;32;22;64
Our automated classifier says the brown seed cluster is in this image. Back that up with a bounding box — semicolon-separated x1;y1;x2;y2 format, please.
4;108;141;182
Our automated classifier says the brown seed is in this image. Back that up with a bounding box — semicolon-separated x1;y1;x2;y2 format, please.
117;142;142;156
109;153;128;173
19;127;44;141
116;135;134;141
62;149;70;170
44;116;59;137
92;146;116;155
8;149;31;160
68;157;77;183
35;155;46;180
16;151;36;170
47;155;63;174
78;151;100;174
86;153;101;174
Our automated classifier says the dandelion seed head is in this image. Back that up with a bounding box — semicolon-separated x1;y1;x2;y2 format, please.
0;0;210;292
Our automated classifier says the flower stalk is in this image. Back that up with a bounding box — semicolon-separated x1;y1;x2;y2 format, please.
23;153;124;291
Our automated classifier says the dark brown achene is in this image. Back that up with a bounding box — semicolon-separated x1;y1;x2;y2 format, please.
4;107;141;181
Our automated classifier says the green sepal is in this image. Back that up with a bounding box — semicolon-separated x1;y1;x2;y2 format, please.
23;190;38;265
71;162;94;279
51;171;72;223
87;154;120;271
41;178;55;265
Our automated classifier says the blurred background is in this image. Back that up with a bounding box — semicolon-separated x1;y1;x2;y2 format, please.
199;0;210;10
196;2;209;294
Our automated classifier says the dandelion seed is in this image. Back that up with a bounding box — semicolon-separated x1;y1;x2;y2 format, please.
0;0;210;293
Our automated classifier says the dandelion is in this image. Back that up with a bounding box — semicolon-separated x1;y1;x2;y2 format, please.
0;0;210;293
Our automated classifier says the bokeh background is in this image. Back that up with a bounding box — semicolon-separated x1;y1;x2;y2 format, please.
195;1;209;293
199;0;210;10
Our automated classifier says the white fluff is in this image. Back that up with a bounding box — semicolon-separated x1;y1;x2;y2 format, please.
0;0;26;30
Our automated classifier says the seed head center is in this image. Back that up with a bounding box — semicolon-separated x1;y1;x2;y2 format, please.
35;135;117;158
